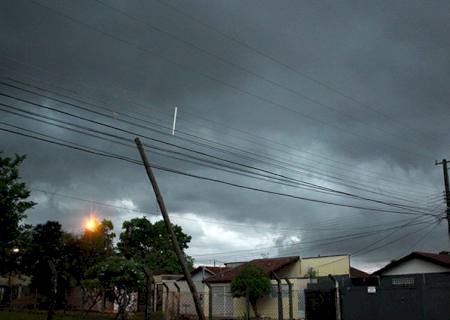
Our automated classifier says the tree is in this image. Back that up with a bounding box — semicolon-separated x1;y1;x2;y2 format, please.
0;224;33;305
0;154;35;275
74;219;115;315
79;219;115;270
85;256;145;320
305;266;318;279
79;278;103;317
27;221;65;320
230;265;271;319
117;217;193;274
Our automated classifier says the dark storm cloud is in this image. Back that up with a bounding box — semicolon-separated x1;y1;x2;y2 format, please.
1;0;449;270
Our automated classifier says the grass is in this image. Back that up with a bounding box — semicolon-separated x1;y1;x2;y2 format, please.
0;310;114;320
0;310;167;320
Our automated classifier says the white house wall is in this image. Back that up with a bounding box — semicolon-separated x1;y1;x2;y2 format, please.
381;258;450;275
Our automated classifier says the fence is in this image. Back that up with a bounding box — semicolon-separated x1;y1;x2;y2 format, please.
162;273;450;320
160;288;308;320
306;273;450;320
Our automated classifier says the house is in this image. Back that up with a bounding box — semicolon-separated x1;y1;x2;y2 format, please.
176;266;227;316
65;287;116;313
304;251;450;320
152;274;182;314
155;266;226;317
349;266;369;278
372;251;450;276
0;274;32;307
177;266;228;292
204;254;351;319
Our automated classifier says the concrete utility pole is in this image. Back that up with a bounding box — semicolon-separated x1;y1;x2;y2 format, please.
435;159;450;239
135;138;206;320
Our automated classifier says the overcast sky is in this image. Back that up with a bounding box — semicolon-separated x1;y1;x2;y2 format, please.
1;0;450;272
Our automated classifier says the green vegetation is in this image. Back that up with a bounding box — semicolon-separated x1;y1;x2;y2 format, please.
0;154;35;276
0;311;114;320
230;264;271;319
0;154;193;320
84;257;145;320
118;217;193;274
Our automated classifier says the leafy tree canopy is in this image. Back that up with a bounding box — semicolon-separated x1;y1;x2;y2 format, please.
117;217;193;274
0;154;35;273
85;256;145;319
27;221;65;294
80;219;115;268
231;264;272;318
85;256;145;291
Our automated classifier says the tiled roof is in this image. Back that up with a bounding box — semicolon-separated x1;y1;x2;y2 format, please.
177;266;227;281
205;266;227;274
350;267;369;278
373;251;450;275
414;251;450;265
205;256;299;283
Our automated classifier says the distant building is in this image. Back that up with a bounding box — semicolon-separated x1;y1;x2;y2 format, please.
305;251;450;320
174;266;226;317
0;274;31;307
156;254;360;319
373;251;450;276
349;266;369;278
204;254;351;319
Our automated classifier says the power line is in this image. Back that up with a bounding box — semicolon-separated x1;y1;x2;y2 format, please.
2;106;391;204
201;216;441;262
94;0;438;157
399;223;441;257
1;124;441;262
0;92;438;215
0;55;436;195
0;125;440;217
4;75;434;206
153;0;441;148
352;221;441;258
0;82;438;212
191;217;437;259
31;187;419;233
25;0;435;161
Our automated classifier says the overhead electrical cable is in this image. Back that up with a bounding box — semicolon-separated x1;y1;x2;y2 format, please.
25;0;435;161
3;76;435;206
0;56;436;195
0;125;440;218
0;85;438;213
152;0;441;147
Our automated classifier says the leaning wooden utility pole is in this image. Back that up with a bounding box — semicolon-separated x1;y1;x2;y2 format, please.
135;138;206;320
435;159;450;244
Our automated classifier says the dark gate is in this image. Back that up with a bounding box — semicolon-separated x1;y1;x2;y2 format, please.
305;289;336;320
341;273;450;320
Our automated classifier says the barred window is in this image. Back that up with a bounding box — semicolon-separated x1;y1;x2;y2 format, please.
392;278;415;286
270;284;289;298
298;289;305;318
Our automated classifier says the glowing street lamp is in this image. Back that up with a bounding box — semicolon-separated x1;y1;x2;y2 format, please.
84;214;99;232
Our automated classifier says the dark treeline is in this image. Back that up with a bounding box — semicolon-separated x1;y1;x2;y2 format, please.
0;153;193;320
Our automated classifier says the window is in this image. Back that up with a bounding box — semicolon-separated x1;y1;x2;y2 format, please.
270;284;289;298
298;289;305;318
392;278;415;286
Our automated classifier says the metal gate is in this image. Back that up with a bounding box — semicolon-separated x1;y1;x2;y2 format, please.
305;289;336;320
211;286;233;317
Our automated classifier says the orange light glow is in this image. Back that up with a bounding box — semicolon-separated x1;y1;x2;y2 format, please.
84;214;99;232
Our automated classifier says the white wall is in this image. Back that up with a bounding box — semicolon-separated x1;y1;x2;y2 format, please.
177;272;208;292
382;258;450;275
